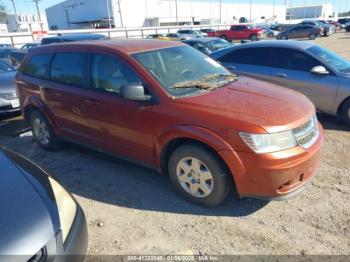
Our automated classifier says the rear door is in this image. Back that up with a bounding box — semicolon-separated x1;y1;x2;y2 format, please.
218;47;273;82
44;52;95;143
270;48;338;112
81;53;156;163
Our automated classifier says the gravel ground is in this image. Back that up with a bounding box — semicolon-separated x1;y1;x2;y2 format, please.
0;32;350;256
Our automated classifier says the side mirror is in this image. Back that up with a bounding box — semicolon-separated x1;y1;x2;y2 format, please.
311;65;329;75
120;83;151;102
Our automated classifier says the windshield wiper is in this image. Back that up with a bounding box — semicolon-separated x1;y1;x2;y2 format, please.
172;73;238;90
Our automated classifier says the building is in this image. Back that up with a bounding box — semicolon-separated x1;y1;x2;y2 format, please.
45;0;287;30
286;4;334;20
1;13;48;33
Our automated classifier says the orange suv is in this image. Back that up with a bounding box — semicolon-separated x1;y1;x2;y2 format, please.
16;40;324;206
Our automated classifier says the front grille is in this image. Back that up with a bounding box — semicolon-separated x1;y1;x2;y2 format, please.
292;115;319;149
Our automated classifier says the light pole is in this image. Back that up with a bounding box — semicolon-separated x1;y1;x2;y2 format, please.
249;0;252;23
219;0;222;24
105;0;112;28
10;0;19;32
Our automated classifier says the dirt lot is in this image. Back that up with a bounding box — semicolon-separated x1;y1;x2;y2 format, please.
1;32;350;256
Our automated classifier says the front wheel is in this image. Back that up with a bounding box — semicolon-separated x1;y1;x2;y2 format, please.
30;110;58;150
341;99;350;126
168;144;232;206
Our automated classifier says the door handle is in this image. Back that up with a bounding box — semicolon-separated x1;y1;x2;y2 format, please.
84;98;101;105
276;73;287;78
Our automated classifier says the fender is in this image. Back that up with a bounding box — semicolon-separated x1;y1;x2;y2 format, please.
155;125;246;185
23;95;61;136
155;125;235;166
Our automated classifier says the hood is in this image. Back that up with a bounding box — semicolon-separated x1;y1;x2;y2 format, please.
176;76;315;133
0;71;16;93
0;150;57;256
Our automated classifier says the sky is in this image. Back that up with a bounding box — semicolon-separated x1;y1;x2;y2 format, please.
1;0;350;15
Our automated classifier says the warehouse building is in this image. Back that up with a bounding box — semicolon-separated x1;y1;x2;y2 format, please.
286;4;334;20
45;0;287;30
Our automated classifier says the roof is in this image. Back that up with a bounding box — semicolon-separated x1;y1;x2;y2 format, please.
183;37;222;43
43;33;107;41
210;40;316;58
233;40;315;50
29;39;185;55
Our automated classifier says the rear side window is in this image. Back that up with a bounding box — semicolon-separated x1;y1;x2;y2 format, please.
90;54;141;94
50;53;86;86
272;48;319;72
219;47;271;66
22;54;53;79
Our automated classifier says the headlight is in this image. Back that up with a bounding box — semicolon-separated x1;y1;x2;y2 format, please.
240;130;297;154
0;92;17;100
49;177;76;242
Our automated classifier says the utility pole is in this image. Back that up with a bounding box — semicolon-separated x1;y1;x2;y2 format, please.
117;0;124;27
272;0;275;20
33;0;43;31
64;8;70;29
175;0;178;25
10;0;19;32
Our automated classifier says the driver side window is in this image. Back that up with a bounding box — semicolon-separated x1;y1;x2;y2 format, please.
91;54;142;94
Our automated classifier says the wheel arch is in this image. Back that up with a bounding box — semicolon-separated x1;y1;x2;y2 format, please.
23;96;59;135
337;96;350;116
156;125;235;176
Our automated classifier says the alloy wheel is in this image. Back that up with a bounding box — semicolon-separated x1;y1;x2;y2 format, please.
176;157;214;198
33;118;50;145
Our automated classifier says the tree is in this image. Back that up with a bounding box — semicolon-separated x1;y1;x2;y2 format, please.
0;1;6;24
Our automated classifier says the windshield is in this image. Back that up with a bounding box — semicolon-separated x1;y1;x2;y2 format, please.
133;46;236;97
308;45;350;74
0;60;15;73
208;39;232;51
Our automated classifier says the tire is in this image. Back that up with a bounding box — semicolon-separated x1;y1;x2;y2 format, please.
30;110;59;150
250;34;258;41
168;144;232;206
340;99;350;126
280;35;288;40
309;33;316;40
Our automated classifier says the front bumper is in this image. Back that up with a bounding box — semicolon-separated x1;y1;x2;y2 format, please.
219;124;324;200
0;99;21;115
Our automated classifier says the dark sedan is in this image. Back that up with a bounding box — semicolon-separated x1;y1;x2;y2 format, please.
182;37;232;54
0;146;88;259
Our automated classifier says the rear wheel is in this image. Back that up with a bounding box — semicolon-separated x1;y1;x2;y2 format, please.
340;99;350;126
30;110;58;150
168;144;232;206
220;35;227;40
280;35;288;40
250;34;258;41
309;33;317;40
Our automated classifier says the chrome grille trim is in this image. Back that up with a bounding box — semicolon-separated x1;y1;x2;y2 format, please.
292;115;319;149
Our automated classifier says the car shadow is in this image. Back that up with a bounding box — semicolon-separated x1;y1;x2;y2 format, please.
0;117;269;217
56;142;270;218
317;112;350;131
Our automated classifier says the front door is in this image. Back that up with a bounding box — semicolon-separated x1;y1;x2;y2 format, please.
82;53;157;164
270;48;339;113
